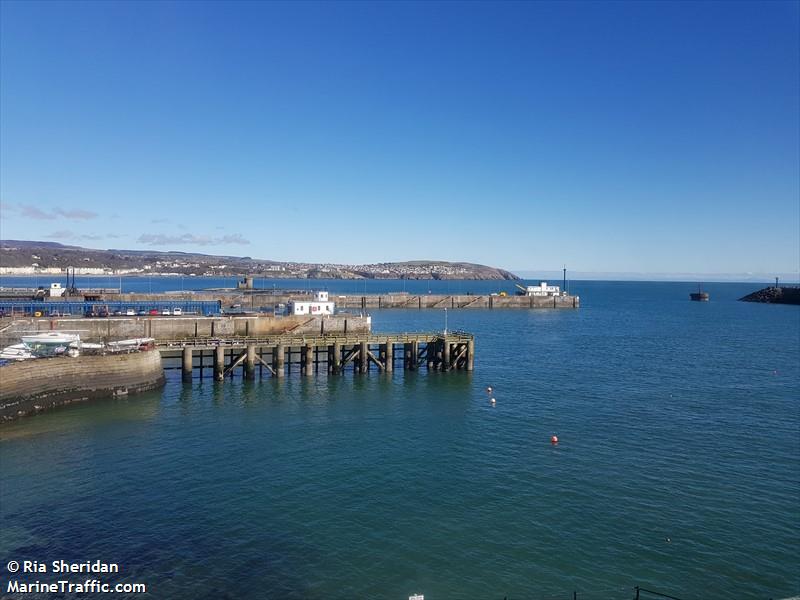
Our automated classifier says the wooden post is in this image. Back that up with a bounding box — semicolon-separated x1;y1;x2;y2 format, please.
182;346;193;382
427;340;435;370
245;344;256;380
442;337;450;372
403;342;412;370
467;339;474;371
214;346;224;380
274;343;285;378
411;340;418;371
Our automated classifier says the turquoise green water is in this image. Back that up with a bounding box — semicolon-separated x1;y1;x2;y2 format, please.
1;282;798;599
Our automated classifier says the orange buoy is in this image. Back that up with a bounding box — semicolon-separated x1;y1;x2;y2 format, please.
550;435;558;444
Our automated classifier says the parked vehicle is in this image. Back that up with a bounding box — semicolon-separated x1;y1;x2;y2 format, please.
161;309;170;316
172;308;182;316
149;309;159;316
126;309;136;316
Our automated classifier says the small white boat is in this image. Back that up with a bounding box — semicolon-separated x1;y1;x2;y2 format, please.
0;343;34;361
106;337;155;352
20;332;82;357
20;332;81;346
77;342;104;350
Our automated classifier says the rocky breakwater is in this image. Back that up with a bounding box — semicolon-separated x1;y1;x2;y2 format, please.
0;351;165;421
739;286;800;305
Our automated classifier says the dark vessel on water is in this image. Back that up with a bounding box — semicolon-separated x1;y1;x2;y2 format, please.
690;285;709;301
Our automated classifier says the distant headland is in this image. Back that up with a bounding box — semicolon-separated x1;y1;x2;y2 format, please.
0;240;519;281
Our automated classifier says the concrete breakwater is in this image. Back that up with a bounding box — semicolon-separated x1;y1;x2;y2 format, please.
69;291;580;310
328;293;579;309
739;286;800;305
0;314;371;347
0;351;165;421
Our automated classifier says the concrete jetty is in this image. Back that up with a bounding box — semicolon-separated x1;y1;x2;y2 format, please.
0;314;371;347
0;314;474;420
0;289;579;316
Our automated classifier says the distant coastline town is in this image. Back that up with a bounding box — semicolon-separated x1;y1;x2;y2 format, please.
0;240;519;280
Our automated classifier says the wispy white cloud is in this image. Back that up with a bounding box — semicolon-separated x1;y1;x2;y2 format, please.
54;208;97;220
218;234;249;245
137;233;250;246
5;203;98;220
44;230;119;242
19;205;56;220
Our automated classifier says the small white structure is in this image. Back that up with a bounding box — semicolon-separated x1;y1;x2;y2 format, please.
520;281;561;297
287;291;335;316
49;282;65;297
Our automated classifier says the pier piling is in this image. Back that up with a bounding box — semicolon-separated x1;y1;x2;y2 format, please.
158;332;474;381
385;342;393;372
304;344;314;376
274;343;285;378
214;346;224;380
245;344;256;380
182;347;193;382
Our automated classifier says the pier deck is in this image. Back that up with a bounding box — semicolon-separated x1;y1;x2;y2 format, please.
158;332;474;380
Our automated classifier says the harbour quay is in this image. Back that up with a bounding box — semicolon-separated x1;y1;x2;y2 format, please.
324;291;579;310
85;289;580;311
0;313;473;420
0;313;372;347
159;331;475;381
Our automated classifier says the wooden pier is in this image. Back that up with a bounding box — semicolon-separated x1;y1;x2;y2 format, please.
158;332;474;381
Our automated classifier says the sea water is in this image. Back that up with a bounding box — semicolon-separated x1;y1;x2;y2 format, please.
1;281;797;599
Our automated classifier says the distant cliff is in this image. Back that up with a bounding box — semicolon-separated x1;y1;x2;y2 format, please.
739;286;800;305
0;240;520;280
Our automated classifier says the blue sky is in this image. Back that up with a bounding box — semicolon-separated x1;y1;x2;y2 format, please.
1;0;798;278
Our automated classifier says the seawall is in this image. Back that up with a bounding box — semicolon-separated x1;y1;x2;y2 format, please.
328;293;579;309
0;351;166;421
4;291;579;312
0;314;371;346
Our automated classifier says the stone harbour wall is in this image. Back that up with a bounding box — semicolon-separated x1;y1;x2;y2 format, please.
0;314;371;345
0;350;166;421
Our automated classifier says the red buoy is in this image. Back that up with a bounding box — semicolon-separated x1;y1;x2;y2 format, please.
550;435;558;444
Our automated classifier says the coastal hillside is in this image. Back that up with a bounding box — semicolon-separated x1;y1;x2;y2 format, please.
0;240;519;280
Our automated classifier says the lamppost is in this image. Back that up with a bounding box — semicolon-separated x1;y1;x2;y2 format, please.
444;307;448;335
